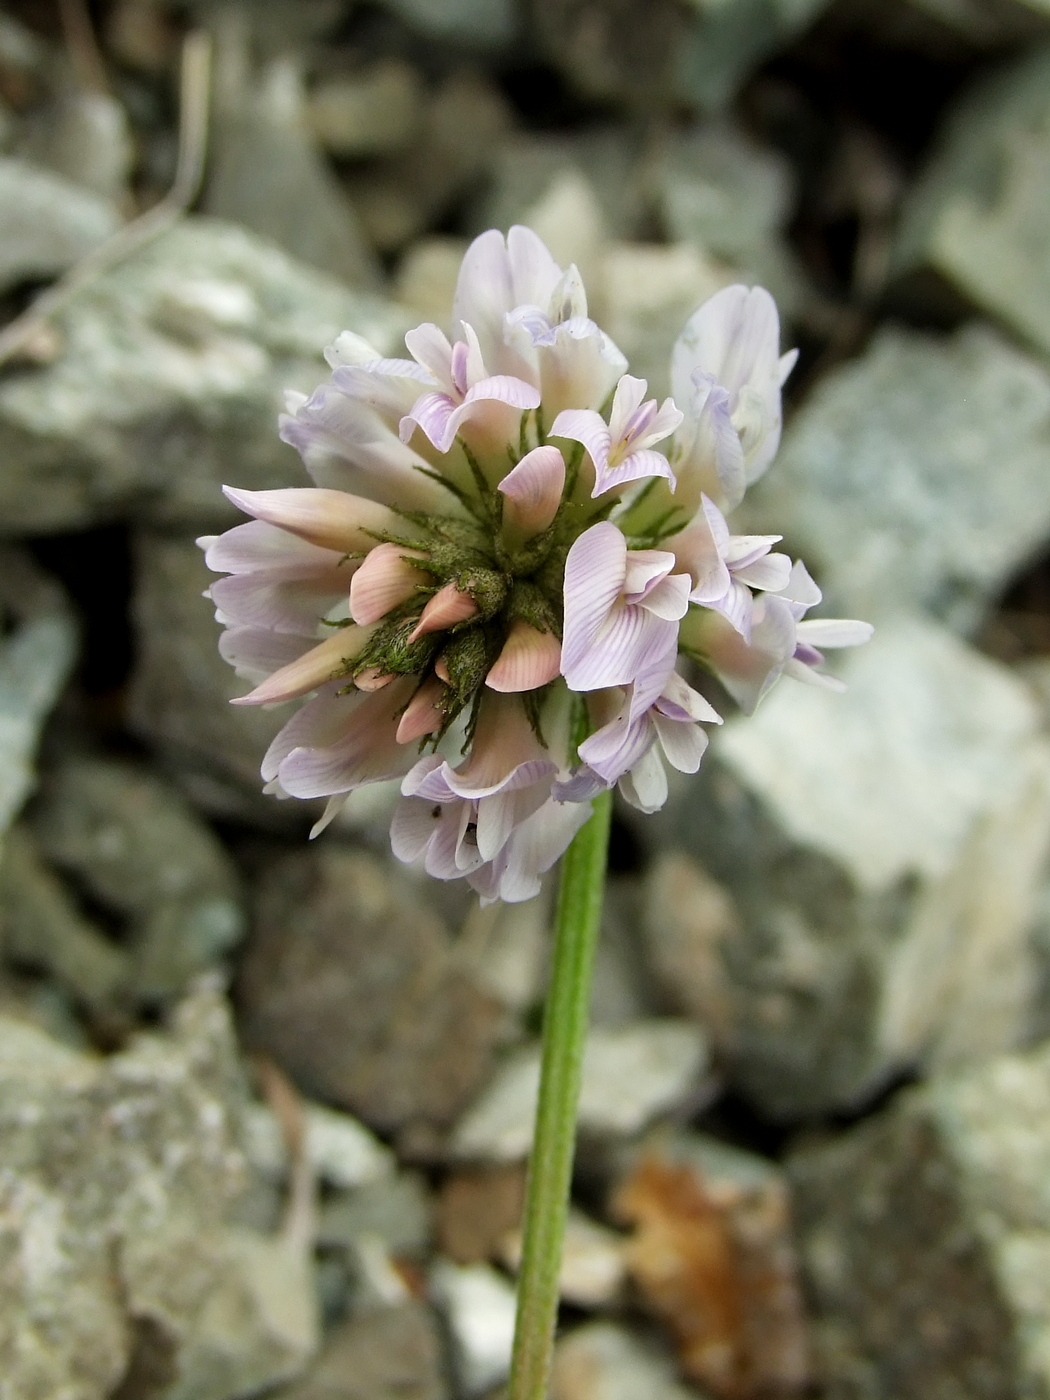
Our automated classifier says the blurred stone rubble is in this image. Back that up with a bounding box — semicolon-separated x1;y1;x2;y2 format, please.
2;0;1050;1396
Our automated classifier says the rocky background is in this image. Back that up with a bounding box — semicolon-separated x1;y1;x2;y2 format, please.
2;0;1050;1397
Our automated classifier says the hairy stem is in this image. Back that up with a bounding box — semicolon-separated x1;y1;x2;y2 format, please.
507;788;613;1400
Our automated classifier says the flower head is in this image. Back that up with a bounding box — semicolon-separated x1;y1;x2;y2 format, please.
204;228;869;901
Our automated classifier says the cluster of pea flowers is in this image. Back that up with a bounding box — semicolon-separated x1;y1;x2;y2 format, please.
201;227;871;903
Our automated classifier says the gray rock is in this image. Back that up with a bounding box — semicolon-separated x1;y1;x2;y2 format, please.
789;1041;1050;1400
0;156;120;294
895;45;1050;360
126;530;306;825
0;550;77;839
0;985;318;1400
450;1020;709;1161
244;1098;395;1191
274;1302;449;1400
430;1259;517;1397
383;0;517;44
204;37;378;288
18;80;133;203
655;124;807;318
676;0;833;111
317;1172;432;1258
609;1131;811;1396
552;1321;701;1400
237;845;505;1143
648;617;1050;1119
32;755;244;1002
0;216;409;535
0;823;128;1012
745;324;1050;633
307;60;423;157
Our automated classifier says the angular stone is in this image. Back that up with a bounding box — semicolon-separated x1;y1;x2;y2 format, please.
655;125;806;318
244;1098;395;1191
610;1132;811;1397
32;755;245;1002
0;217;409;535
675;0;833;112
0;823;128;1012
307;60;423;157
552;1321;701;1400
450;1020;708;1161
745;324;1050;632
126;531;299;825
895;45;1050;361
436;1164;527;1265
789;1042;1050;1399
317;1173;432;1259
203;44;378;288
430;1259;517;1397
0;986;318;1400
18;83;133;203
238;846;505;1140
274;1301;449;1400
501;1208;628;1309
647;618;1050;1118
0;550;77;838
0;156;120;294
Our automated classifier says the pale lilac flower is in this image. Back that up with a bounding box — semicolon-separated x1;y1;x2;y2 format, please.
669;493;792;638
561;522;690;693
552;374;682;498
205;225;870;901
670;284;798;513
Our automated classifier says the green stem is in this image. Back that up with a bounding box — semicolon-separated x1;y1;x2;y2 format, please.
507;788;613;1400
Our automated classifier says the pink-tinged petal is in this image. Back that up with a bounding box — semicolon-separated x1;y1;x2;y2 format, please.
724;533;781;569
405;323;456;392
461;374;540;414
408;582;479;642
623;549;675;602
400;390;458;452
401;752;452;801
204;520;342;577
507;225;563;313
390;795;445;864
482;796;592;904
608;375;649;444
231;626;371;706
208;567;352;635
637;571;691;622
592;448;676;498
656;671;722;725
453;230;515;366
552;766;608;804
733;551;792;593
783;656;848;692
434;654;451;684
672;504;731;604
531;317;627;418
776;559;823;611
222;486;399;556
396;677;445;743
619;746;668;814
277;679;417;798
354;667;396;691
331;359;433;418
683;595;797;713
565;601;679;694
461;323;489;389
279;386;451;513
475;781;549;863
631;397;685;452
485;622;561;693
218;627;313;684
349;542;428;625
578;707;653;785
549;408;611;476
498;445;566;538
652;711;709;774
309;794;351;839
795;618;874;648
561;522;628;677
261;682;352;781
717;578;754;639
442;694;556;801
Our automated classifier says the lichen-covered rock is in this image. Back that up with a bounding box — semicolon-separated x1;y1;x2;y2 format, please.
0;986;317;1400
0;155;120;294
895;45;1050;361
274;1301;449;1400
789;1041;1050;1399
0;550;77;840
744;324;1050;633
0;216;409;535
647;618;1050;1119
32;756;245;1002
238;846;505;1144
126;531;299;825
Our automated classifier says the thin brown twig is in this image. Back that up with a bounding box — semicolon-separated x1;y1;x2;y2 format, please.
58;0;110;94
0;29;212;369
253;1055;316;1251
